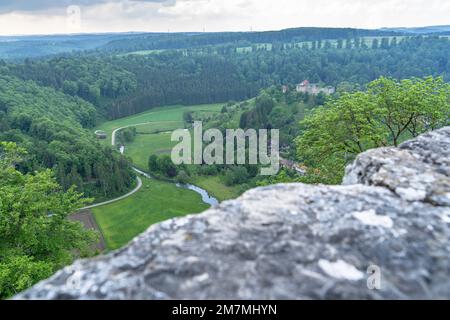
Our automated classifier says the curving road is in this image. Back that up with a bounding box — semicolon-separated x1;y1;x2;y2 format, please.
111;120;180;146
77;122;160;211
78;176;142;211
113;122;220;206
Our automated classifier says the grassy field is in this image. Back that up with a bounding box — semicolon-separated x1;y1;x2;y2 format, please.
95;103;222;168
91;103;247;250
126;131;178;169
92;177;209;250
91;103;239;250
190;175;241;202
112;104;240;201
95;103;223;143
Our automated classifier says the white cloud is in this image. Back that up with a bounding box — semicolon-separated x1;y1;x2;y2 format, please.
0;0;449;35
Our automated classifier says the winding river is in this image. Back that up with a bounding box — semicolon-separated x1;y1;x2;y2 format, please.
120;143;219;207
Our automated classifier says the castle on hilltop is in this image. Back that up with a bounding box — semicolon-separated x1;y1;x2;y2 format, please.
295;80;335;95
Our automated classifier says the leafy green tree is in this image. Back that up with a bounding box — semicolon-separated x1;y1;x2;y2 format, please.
0;256;53;299
368;76;450;145
296;76;450;184
148;154;159;173
380;37;390;49
183;111;193;123
176;170;190;184
118;127;137;144
223;166;249;186
0;142;97;299
157;155;178;178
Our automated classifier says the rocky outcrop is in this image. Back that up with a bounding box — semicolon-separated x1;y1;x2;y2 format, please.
15;127;450;299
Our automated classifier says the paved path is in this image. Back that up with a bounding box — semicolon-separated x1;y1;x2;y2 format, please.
111;120;180;146
78;176;142;211
76;122;157;211
71;122;162;250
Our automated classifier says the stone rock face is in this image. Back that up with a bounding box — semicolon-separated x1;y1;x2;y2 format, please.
343;128;450;206
16;127;450;300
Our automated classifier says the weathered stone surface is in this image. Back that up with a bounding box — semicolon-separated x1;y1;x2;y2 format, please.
343;128;450;206
15;127;450;300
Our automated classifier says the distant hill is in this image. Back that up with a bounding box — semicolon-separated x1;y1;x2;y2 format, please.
0;33;149;60
0;27;403;60
380;25;450;34
100;27;403;53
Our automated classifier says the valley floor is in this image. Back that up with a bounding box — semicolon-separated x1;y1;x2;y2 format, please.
92;177;209;250
91;103;240;250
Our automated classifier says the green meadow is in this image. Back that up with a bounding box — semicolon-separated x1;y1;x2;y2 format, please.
189;175;241;202
92;103;241;250
92;177;209;250
95;103;223;141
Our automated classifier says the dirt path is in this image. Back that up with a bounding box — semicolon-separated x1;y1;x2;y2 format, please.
70;210;106;251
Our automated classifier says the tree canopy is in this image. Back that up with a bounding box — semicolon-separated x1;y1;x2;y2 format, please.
0;142;97;299
296;76;450;183
0;74;135;200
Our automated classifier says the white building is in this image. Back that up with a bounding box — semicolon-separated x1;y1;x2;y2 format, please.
296;80;335;95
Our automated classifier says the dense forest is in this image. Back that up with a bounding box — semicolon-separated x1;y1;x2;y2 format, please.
1;32;449;200
6;57;137;112
0;74;135;200
4;36;450;120
111;36;450;118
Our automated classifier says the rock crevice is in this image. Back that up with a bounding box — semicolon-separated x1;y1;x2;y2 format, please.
16;127;450;299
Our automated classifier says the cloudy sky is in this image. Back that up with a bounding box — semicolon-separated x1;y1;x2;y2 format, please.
0;0;449;35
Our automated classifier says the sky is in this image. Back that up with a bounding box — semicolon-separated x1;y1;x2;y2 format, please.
0;0;449;35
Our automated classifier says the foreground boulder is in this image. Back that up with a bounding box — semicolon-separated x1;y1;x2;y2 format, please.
16;128;450;299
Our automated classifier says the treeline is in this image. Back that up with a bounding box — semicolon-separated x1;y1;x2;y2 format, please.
230;36;450;85
101;27;402;52
0;74;135;200
105;36;450;119
148;154;260;189
107;54;254;118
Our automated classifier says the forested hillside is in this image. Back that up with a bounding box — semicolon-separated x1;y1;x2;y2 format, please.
102;36;450;118
0;141;98;298
1;31;449;201
6;36;450;121
0;74;135;200
7;56;137;111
